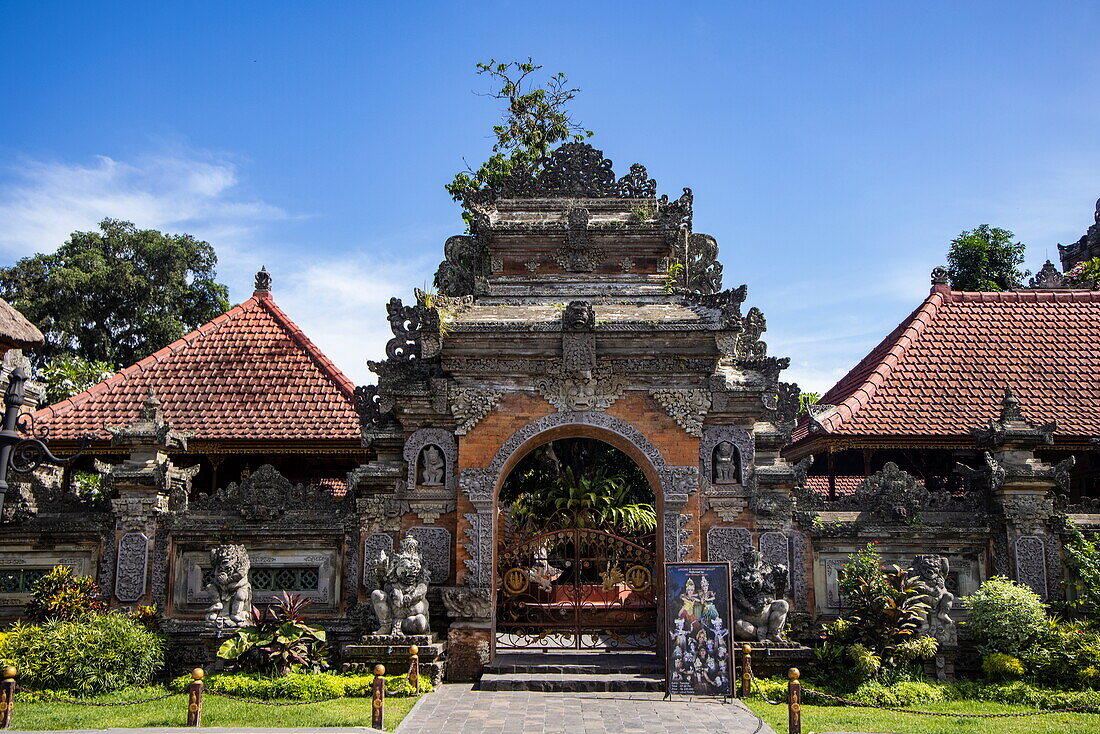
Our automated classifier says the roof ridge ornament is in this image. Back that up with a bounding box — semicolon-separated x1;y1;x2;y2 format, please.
254;266;272;294
1027;260;1069;289
475;142;659;201
930;266;950;286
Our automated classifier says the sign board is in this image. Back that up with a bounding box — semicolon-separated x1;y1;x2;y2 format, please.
664;561;734;698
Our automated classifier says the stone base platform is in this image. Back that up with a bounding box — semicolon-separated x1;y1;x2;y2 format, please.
340;633;445;686
739;642;814;678
480;651;664;692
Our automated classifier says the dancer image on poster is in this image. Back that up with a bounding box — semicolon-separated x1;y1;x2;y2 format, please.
678;577;699;627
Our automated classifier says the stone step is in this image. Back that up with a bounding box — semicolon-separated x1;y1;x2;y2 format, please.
487;652;662;675
478;671;664;692
343;643;445;661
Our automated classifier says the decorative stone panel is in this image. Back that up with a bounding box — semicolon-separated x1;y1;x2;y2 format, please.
462;511;493;588
1015;535;1048;598
759;531;790;570
114;532;149;603
451;387;503;435
664;513;693;562
706;526;751;564
650;389;710;437
407;527;451;584
404;428;458;491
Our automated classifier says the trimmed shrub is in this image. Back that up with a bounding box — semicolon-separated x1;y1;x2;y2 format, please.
982;653;1024;681
167;672;433;700
0;614;164;695
851;680;946;707
962;576;1048;656
948;680;1100;710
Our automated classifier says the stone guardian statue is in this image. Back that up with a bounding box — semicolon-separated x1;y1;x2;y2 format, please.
731;547;789;642
906;554;956;646
371;536;431;635
204;544;253;628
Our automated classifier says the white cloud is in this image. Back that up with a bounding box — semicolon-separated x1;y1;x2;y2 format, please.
0;150;284;260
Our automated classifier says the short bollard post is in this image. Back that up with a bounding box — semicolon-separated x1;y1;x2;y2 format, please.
787;667;802;734
408;645;420;694
371;664;386;731
0;666;16;729
186;668;204;727
740;644;752;699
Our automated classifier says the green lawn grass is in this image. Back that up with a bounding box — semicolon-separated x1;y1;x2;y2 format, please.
744;698;1100;734
9;686;421;731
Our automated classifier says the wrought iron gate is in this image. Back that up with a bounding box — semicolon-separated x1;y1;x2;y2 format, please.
496;524;658;650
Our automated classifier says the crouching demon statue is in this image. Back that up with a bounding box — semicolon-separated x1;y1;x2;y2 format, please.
371;536;431;635
907;554;957;646
205;544;253;628
731;547;790;642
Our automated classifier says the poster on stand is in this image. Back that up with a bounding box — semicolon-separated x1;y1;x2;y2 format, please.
664;561;734;698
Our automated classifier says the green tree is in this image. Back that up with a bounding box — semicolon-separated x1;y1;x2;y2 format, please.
446;58;594;210
40;355;116;404
0;218;230;369
946;225;1029;291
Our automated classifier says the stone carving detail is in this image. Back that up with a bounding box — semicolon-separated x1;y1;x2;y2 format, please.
853;462;930;524
658;466;701;506
714;443;740;483
524;259;540;272
930;266;950;285
383;297;440;362
354;384;395;429
114;532;149;603
462;511;494;588
732;307;767;361
759;531;790;570
362;534;394;588
650;389;709;437
205;544;252;628
458;468;495;504
419;447;445;485
751;490;795;530
1058;196;1100;271
404;428;457;490
700;426;754;490
1015;535;1048;598
441;586;493;622
664;513;693;562
193;464;343;520
619;257;634;272
254;266;272;291
493;143;658;199
555;208;604;272
433;234;487;297
1000;496;1054;533
536;363;625;412
1028;260;1070;289
731;548;789;642
450;387;503;435
407;527;450;583
561;301;596;373
907;555;957;646
369;536;431;635
670;231;723;294
707;526;752;563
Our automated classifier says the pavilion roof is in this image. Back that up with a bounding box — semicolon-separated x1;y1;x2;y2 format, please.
32;284;359;443
788;286;1100;455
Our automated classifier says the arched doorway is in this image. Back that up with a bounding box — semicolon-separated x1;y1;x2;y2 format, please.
495;437;659;651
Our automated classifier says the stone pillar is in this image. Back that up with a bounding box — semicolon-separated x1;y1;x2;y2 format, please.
98;389;197;607
440;587;493;681
964;387;1074;599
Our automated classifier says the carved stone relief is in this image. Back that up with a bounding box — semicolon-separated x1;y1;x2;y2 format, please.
450;387;503;435
407;527;451;584
114;532;149;603
462;511;494;588
759;531;790;570
650;389;709;437
664;513;693;562
362;533;394;588
1015;535;1048;598
404;428;458;491
441;586;493;622
536;364;625;412
706;526;752;564
700;426;754;491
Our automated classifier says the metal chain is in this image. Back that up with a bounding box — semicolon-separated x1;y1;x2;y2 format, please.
749;674;783;706
802;687;1100;718
203;690;347;706
15;686;183;707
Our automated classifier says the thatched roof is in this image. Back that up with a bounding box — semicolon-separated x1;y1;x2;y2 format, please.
0;298;43;350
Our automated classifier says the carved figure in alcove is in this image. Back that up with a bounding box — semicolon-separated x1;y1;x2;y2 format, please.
713;441;741;484
419;445;445;486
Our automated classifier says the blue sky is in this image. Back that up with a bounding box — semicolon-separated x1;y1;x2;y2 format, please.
1;1;1098;391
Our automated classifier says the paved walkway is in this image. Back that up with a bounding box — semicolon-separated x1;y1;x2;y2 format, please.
395;684;776;734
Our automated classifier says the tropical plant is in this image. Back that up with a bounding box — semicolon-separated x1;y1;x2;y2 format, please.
945;224;1028;291
39;355;115;404
962;576;1048;656
1063;521;1100;611
446;59;594;227
1065;257;1100;287
510;466;656;533
24;565;107;622
0;614;164;695
798;391;821;416
218;592;328;677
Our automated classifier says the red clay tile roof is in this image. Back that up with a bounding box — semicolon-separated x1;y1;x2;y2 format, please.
33;291;360;441
793;286;1100;443
803;475;864;496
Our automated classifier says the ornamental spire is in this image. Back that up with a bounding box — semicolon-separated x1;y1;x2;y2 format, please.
254;266;272;295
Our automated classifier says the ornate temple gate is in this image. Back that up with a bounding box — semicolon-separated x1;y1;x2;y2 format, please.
496;521;658;650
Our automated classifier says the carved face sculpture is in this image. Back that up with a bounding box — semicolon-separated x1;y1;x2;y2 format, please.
392;537;424;586
714;442;739;483
209;545;249;588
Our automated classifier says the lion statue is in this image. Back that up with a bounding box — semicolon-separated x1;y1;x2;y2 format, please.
371;536;430;635
204;544;253;628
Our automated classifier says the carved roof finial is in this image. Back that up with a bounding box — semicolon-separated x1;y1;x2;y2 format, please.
930;266;950;286
1027;260;1067;289
139;387;163;423
254;266;272;294
999;385;1023;423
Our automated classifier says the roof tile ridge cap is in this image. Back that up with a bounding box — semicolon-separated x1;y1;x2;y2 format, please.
257;296;358;403
817;290;946;434
32;297;259;421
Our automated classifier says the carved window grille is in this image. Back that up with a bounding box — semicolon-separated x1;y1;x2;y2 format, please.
199;566;320;592
0;568;47;594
